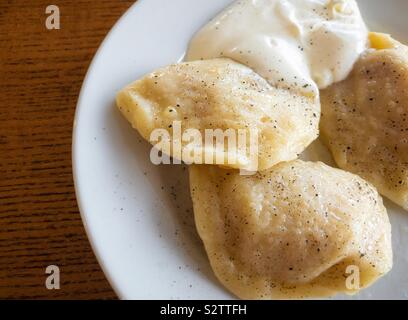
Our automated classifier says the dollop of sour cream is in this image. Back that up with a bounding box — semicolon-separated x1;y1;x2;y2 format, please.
187;0;368;96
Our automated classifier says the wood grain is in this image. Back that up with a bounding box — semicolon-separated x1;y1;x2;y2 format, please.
0;0;135;299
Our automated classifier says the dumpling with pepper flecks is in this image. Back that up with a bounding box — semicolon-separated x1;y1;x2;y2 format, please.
320;33;408;211
189;160;392;299
116;58;319;171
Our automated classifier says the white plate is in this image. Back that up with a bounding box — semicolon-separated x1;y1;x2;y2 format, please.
73;0;408;300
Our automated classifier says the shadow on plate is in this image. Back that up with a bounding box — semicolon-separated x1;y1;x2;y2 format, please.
107;102;225;295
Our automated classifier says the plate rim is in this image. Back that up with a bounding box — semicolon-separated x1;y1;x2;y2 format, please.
71;0;145;300
71;0;408;300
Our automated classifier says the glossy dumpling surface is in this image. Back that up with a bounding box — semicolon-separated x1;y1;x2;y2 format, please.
189;160;392;299
321;35;408;210
117;58;319;171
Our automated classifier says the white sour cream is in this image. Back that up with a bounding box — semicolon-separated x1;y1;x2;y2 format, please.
187;0;368;95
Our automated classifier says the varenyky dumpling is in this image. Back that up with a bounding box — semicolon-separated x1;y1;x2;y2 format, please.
189;160;392;299
117;58;319;171
321;33;408;210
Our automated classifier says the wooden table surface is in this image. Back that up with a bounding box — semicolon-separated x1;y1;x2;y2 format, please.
0;0;135;299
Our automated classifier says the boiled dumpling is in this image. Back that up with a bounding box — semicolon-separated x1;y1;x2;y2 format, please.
320;34;408;210
189;160;392;299
117;58;319;171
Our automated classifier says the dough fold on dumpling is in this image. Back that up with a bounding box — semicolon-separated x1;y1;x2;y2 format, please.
189;160;392;299
321;34;408;210
117;58;319;171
